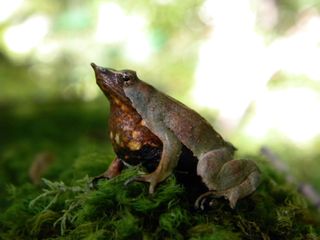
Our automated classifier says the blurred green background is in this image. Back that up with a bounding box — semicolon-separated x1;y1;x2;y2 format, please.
1;0;320;216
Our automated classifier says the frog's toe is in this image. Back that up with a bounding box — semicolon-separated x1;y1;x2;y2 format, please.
124;173;159;194
195;191;216;210
198;197;210;211
90;174;110;189
195;191;225;210
124;175;144;186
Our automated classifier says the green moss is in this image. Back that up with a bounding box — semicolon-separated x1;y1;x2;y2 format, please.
1;162;319;239
1;101;319;239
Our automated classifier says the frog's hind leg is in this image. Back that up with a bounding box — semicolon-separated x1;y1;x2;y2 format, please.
196;158;260;209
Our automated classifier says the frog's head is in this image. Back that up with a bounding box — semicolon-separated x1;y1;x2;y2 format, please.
91;63;139;104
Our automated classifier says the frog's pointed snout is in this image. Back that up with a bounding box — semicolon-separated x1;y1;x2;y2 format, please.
90;62;106;72
91;62;103;73
91;63;105;84
91;62;97;69
90;63;116;75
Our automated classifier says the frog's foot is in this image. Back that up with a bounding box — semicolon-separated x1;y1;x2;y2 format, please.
194;188;244;210
90;172;110;189
125;172;164;194
197;158;261;209
125;140;181;194
196;168;260;210
90;157;123;189
195;191;224;210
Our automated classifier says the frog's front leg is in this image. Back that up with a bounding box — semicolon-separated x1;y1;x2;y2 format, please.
125;129;182;194
91;157;124;187
196;150;260;209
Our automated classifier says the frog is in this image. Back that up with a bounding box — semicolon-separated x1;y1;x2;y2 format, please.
91;63;260;209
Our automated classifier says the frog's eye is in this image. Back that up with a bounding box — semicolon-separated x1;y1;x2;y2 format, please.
121;70;136;86
122;73;131;82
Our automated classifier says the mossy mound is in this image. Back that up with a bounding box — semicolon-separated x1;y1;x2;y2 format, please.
1;160;319;240
1;101;319;239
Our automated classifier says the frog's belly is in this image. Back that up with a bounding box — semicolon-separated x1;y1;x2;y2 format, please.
115;145;162;172
116;144;199;174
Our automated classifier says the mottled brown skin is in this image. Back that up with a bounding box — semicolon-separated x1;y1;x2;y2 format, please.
91;64;198;181
91;63;260;209
91;66;160;180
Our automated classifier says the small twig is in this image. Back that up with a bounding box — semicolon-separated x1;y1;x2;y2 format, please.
260;146;320;212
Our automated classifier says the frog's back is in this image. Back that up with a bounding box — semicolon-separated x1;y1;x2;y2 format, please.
125;80;234;157
154;92;231;157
